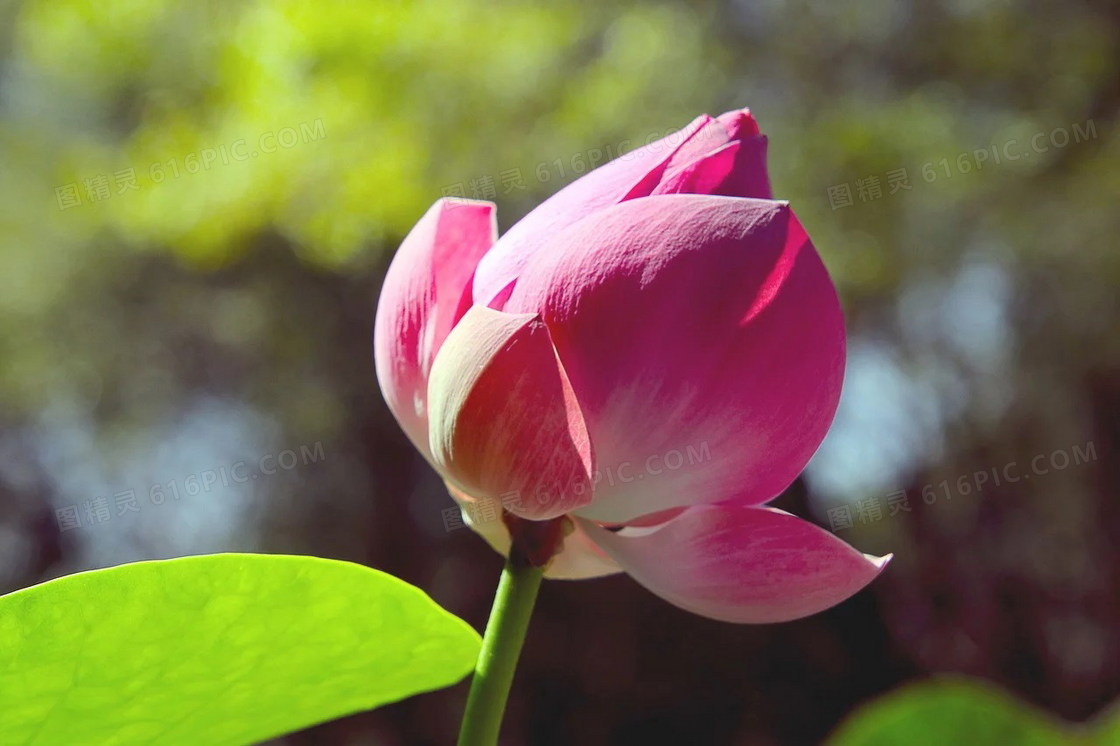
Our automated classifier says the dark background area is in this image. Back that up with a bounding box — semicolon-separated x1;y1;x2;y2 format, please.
1;0;1117;743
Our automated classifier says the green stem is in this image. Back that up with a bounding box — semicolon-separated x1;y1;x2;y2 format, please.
457;556;544;746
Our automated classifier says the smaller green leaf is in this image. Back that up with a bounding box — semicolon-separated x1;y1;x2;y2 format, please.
0;553;481;745
826;677;1075;746
1093;702;1120;745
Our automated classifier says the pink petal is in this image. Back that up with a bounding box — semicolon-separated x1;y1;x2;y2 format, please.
446;483;622;579
660;110;771;200
373;199;496;459
473;110;777;307
652;141;742;196
715;109;772;199
583;505;890;623
471;115;717;306
652;110;772;200
426;306;595;520
717;109;762;139
660;117;737;173
505;195;845;524
545;520;624;579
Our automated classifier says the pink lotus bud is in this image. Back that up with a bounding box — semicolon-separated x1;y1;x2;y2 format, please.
374;109;890;623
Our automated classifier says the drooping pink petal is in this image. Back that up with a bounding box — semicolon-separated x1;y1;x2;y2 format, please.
471;115;715;306
505;195;845;524
373;199;496;459
426;306;595;520
582;505;891;623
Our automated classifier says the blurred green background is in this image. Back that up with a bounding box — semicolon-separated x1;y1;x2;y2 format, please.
1;0;1117;743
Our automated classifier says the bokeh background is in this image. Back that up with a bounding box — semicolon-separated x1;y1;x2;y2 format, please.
2;0;1118;743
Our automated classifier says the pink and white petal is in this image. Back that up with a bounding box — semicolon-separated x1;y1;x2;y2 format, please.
445;483;513;558
374;199;496;459
582;505;890;623
506;195;845;524
427;306;595;520
471;115;718;307
545;521;623;579
446;483;622;580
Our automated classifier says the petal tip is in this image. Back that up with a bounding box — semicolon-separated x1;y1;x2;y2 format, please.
434;196;497;211
717;108;763;138
866;552;893;571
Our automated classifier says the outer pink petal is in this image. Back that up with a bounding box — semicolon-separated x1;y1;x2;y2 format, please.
471;115;718;306
373;199;496;459
505;195;845;524
582;505;890;623
426;306;595;520
446;483;622;579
